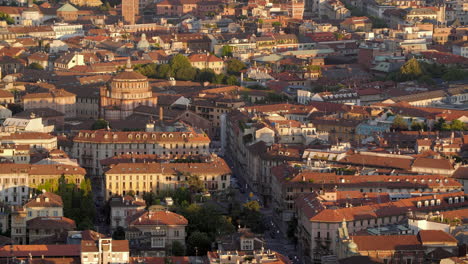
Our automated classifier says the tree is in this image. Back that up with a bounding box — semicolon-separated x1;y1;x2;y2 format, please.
175;67;197;81
391;115;408;131
243;200;260;211
156;64;173;79
443;68;466;82
170;54;191;73
221;45;233;57
410;121;426;131
224;75;239;85
449;120;466;131
226;59;246;76
92;119;109;130
272;21;281;27
434;118;447;131
171;241;185;256
28;62;44;70
184;173;205;194
0;12;14;24
399;58;423;80
186;231;211;256
196;69;216;83
112;226;126;240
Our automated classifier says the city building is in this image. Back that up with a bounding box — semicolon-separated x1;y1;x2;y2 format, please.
100;60;158;120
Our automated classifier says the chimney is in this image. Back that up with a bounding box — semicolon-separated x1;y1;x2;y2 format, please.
159;107;164;121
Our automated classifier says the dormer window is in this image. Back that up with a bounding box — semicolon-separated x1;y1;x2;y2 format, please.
417;201;422;208
136;134;141;139
113;134;118;139
455;197;459;203
449;198;453;204
143;134;148;139
162;134;167;138
461;197;465;203
424;200;429;207
182;134;187;138
152;134;156;139
169;134;174;138
128;134;133;139
430;200;435;206
436;199;441;205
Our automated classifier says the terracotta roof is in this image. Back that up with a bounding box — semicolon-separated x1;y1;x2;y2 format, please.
418;230;458;245
106;157;231;175
412;157;454;171
339;153;413;171
188;53;223;63
297;191;467;223
113;69;147;81
128;210;188;226
0;164;85;176
0;90;14;98
25;192;63;208
452;167;468;179
73;129;210;144
0;132;56;140
23;89;75;99
0;244;80;257
27;216;76;230
351;235;423;251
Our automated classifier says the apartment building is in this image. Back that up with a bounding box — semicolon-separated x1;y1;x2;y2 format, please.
72;127;211;176
125;208;188;256
0;164;85;205
109;195;146;230
22;89;76;118
0;132;57;150
295;191;468;264
105;155;231;199
81;238;130;264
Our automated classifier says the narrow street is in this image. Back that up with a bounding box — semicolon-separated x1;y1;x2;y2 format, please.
229;170;302;264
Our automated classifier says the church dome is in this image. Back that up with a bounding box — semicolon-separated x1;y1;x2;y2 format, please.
113;59;147;81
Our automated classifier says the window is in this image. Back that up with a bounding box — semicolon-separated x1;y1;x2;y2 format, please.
151;237;165;248
174;230;179;237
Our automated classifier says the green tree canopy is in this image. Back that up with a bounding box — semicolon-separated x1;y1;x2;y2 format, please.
92;119;109;130
391;115;408;131
221;45;233;57
28;62;44;70
0;12;14;24
226;59;246;76
175;67;197;81
170;54;192;73
186;231;211;256
449;120;466;131
399;58;423;80
410;121;426;131
171;240;185;256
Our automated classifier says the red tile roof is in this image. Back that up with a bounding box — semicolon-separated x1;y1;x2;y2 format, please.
0;244;80;257
418;230;458;245
351;235;423;251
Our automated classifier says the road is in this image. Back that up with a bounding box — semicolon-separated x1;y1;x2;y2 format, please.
230;172;302;264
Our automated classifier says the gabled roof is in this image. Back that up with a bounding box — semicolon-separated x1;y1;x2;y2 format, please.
25;192;63;208
57;3;78;12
